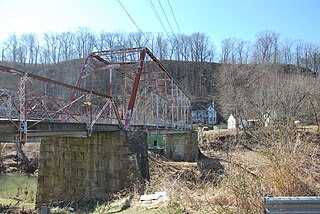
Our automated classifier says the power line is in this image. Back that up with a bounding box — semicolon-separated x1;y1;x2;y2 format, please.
157;0;174;35
167;0;181;34
148;0;170;38
117;0;149;43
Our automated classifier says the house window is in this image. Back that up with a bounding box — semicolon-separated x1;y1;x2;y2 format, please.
153;140;158;147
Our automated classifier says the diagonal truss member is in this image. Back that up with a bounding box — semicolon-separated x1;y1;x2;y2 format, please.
0;65;122;143
71;47;192;130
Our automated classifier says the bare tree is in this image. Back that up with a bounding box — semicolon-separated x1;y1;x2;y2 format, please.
309;45;320;73
190;32;211;62
254;30;280;64
2;33;19;62
74;27;96;58
168;34;180;61
21;33;40;65
129;31;150;48
234;39;251;64
220;38;235;64
59;31;75;61
43;32;60;64
280;38;294;64
114;31;127;49
1;41;11;61
154;32;168;60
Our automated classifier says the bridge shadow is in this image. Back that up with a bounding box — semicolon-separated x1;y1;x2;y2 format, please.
197;148;225;181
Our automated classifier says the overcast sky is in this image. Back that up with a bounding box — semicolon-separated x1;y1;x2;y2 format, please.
0;0;319;45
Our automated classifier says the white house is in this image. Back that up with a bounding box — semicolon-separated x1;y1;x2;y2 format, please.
192;102;217;125
264;110;277;127
207;104;217;125
228;114;236;129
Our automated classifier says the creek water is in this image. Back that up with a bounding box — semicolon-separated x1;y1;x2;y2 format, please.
0;173;37;208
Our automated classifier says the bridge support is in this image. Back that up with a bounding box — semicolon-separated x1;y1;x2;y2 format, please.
163;131;198;161
147;131;198;162
36;131;148;207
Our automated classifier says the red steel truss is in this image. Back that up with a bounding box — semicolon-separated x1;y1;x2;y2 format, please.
0;47;191;143
73;47;191;130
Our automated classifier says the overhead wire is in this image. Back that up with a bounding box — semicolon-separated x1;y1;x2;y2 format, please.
167;0;181;34
148;0;170;38
117;0;183;52
117;0;149;44
157;0;175;35
150;0;187;59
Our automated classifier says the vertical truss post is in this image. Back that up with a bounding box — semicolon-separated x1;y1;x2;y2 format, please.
165;99;168;129
176;85;179;129
144;87;147;127
151;91;154;124
171;79;174;128
123;76;127;116
85;93;93;136
188;99;191;129
161;97;165;127
19;73;28;143
156;93;159;129
112;99;124;130
183;94;186;129
180;90;183;129
124;48;146;128
109;69;113;123
108;102;112;123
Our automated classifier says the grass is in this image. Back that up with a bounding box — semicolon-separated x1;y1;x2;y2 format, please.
0;173;37;209
56;126;317;213
1;126;319;213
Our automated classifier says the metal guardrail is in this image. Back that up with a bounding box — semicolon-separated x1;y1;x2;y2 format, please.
265;196;320;214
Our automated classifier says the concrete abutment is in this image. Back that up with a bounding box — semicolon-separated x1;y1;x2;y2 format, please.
163;131;198;161
35;130;198;207
36;131;149;207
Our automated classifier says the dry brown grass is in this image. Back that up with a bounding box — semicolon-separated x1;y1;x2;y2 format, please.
140;128;320;214
58;127;319;213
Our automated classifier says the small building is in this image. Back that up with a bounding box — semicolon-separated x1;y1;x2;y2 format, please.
264;110;277;127
192;102;217;125
147;134;164;150
228;114;236;129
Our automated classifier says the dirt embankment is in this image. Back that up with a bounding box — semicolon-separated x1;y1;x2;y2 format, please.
0;143;39;174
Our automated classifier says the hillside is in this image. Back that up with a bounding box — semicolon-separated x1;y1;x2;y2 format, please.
0;59;317;123
1;59;320;213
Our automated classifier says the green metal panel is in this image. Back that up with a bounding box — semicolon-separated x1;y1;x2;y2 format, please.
147;134;164;149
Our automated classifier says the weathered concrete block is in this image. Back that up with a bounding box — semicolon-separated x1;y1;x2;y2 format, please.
163;131;198;161
36;130;148;207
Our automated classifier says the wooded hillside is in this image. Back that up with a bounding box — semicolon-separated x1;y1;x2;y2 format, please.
1;58;318;125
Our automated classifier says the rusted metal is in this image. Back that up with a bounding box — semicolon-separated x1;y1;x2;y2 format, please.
124;48;146;128
19;73;28;144
72;47;192;130
0;65;117;143
0;47;192;143
0;65;112;99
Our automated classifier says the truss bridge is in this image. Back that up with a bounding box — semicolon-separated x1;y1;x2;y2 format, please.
0;47;191;143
